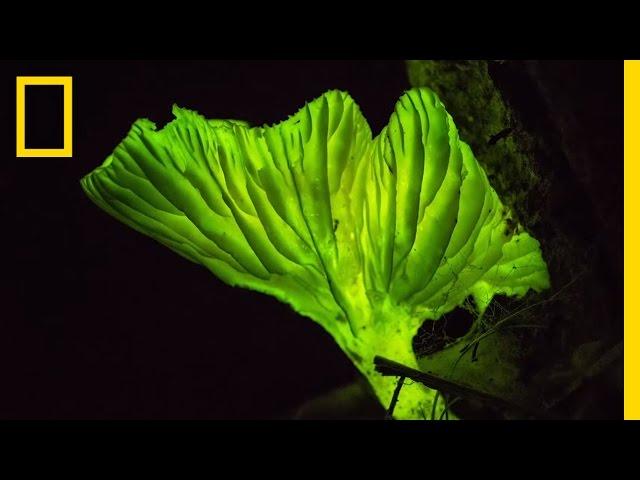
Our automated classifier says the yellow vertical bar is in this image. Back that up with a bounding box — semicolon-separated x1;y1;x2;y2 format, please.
625;60;639;420
16;77;26;156
63;77;73;156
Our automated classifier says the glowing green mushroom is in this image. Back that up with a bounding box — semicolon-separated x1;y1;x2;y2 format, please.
81;87;550;419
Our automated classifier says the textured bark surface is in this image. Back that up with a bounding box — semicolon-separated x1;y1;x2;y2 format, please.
407;60;622;419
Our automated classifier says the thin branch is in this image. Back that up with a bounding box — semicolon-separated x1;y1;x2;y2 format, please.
385;376;405;419
374;355;558;419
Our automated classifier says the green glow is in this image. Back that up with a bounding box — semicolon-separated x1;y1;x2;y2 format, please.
81;88;550;419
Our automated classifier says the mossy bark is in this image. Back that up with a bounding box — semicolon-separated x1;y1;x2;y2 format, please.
407;60;622;419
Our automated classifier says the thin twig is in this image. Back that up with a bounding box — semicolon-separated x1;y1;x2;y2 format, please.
374;355;557;419
456;272;585;367
440;396;461;420
386;376;405;419
430;391;440;420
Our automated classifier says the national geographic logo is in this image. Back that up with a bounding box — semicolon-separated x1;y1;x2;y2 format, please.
16;76;72;157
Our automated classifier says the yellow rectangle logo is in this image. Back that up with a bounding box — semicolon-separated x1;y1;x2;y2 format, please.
16;76;73;157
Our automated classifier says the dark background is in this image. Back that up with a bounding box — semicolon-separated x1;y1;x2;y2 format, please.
0;60;623;419
0;61;409;418
24;85;64;149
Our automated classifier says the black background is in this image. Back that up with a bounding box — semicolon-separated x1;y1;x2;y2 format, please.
0;61;410;419
25;85;64;149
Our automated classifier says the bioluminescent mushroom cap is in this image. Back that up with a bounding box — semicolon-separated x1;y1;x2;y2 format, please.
81;88;550;419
